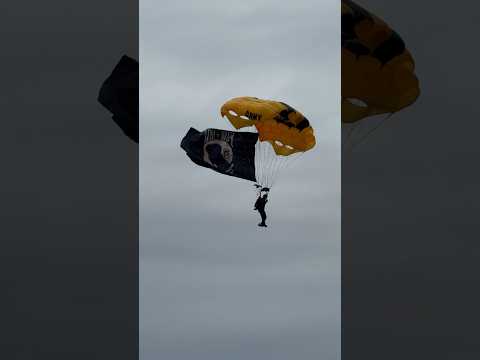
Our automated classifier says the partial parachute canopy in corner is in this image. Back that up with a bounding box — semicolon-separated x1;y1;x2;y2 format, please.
341;0;420;123
181;127;257;182
98;55;139;143
220;97;316;156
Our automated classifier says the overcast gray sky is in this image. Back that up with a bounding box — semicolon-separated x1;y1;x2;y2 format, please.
140;1;340;359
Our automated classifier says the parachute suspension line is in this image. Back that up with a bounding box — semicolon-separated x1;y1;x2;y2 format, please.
259;140;266;187
342;122;359;151
271;153;288;188
269;155;280;188
269;155;283;188
248;125;265;188
262;141;268;186
266;144;276;188
265;141;271;187
254;140;260;186
343;112;394;153
269;151;303;188
254;138;268;188
255;140;298;189
268;152;279;188
255;141;265;186
267;144;280;187
260;141;268;187
261;142;270;188
255;138;261;186
346;112;394;152
256;141;305;189
272;152;304;185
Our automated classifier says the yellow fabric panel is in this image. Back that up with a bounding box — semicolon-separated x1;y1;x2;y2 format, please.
353;15;390;50
342;49;419;122
220;97;316;156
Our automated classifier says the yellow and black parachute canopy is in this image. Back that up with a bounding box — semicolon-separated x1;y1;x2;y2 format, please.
341;0;420;123
220;97;316;156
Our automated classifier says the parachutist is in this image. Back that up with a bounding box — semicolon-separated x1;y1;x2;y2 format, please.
254;193;268;227
183;97;316;226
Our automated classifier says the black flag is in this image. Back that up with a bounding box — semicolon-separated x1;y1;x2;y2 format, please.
98;55;139;143
181;127;257;182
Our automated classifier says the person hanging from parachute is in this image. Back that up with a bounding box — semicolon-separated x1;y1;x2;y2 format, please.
254;190;269;227
341;0;420;149
253;184;270;226
180;96;316;228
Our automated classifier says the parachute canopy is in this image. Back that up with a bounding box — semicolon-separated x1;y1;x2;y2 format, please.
181;127;257;182
341;0;420;123
98;55;139;143
220;97;316;156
